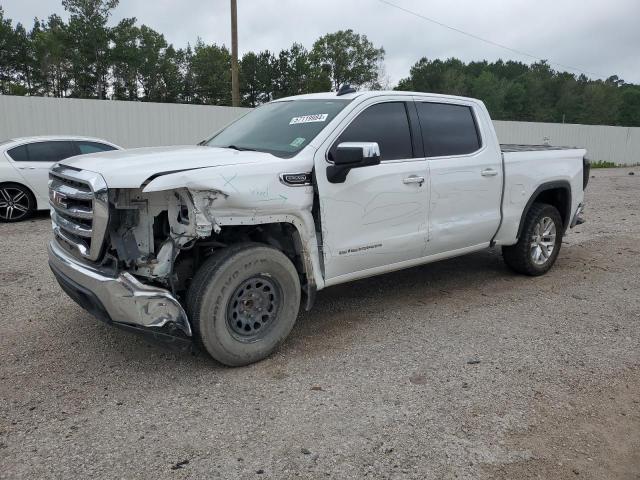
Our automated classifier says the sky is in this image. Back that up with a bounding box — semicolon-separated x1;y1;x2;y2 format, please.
2;0;640;85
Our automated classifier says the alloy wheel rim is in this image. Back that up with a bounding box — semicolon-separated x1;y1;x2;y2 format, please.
0;187;30;221
530;216;556;265
226;275;281;341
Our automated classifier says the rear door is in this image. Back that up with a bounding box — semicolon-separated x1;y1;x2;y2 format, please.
7;141;78;204
315;97;430;282
415;99;502;254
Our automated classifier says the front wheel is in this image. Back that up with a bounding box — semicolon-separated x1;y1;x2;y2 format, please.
187;243;301;366
502;202;563;276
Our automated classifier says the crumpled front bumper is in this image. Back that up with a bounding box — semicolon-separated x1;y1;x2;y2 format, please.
48;239;192;343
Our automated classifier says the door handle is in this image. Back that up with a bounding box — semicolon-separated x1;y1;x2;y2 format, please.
403;175;425;186
18;167;36;170
481;168;498;177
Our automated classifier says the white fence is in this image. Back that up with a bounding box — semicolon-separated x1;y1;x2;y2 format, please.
0;95;248;148
1;95;638;165
494;120;640;165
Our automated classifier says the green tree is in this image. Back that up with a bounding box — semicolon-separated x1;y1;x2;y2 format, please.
553;74;584;124
396;58;455;93
190;39;231;105
240;50;275;106
159;45;182;103
110;17;140;100
0;8;21;94
398;56;639;126
62;0;118;98
178;44;196;103
579;80;620;125
11;22;37;94
618;88;640;126
310;29;384;90
503;82;527;120
274;43;331;97
137;25;168;101
471;71;506;118
31;15;71;97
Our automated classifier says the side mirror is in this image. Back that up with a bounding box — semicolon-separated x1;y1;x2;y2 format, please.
327;142;381;183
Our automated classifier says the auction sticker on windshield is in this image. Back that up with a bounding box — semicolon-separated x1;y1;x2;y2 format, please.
290;114;328;125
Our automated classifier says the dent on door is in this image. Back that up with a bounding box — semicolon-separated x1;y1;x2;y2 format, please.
428;160;502;253
320;163;429;279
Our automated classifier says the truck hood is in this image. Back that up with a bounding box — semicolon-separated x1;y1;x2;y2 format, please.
58;145;276;188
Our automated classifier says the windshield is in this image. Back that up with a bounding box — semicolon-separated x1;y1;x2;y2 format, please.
205;99;351;158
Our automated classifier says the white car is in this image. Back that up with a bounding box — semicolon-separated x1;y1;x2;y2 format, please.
47;90;589;366
0;136;120;222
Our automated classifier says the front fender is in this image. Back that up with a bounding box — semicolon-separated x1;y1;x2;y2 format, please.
142;162;324;290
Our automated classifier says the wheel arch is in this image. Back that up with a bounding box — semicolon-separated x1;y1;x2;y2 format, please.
0;180;37;200
516;181;572;239
210;217;321;311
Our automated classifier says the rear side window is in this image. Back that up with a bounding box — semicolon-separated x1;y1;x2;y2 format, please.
76;141;117;154
28;141;77;161
8;141;77;162
331;102;413;161
7;144;29;161
416;103;481;157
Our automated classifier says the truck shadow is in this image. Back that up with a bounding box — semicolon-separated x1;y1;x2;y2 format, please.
282;247;512;356
54;247;514;372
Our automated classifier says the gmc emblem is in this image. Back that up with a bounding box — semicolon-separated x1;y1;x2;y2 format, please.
280;172;312;186
50;190;68;208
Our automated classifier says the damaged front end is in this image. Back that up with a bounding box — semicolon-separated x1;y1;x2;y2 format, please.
49;238;192;346
48;165;223;345
49;161;318;348
107;187;221;287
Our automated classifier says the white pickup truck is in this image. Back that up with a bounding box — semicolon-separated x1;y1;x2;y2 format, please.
48;90;590;366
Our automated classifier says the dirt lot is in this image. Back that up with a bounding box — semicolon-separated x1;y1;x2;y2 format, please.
1;167;639;479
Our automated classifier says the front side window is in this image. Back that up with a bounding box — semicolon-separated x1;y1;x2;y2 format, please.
8;141;77;162
206;99;351;158
416;102;481;157
330;102;413;161
76;141;117;154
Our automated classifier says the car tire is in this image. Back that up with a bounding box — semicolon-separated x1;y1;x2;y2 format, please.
502;202;563;276
0;183;36;223
187;243;301;366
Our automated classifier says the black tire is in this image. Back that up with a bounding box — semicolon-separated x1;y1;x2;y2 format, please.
187;243;301;366
0;182;36;223
502;203;563;276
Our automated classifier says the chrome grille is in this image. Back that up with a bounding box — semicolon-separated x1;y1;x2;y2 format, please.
49;165;109;261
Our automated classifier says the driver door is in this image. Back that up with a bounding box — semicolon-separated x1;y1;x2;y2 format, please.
314;98;430;283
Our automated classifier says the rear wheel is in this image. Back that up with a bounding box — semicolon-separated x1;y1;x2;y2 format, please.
187;243;301;366
502;203;563;276
0;183;36;222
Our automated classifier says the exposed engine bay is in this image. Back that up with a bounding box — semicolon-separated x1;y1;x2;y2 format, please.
104;187;313;302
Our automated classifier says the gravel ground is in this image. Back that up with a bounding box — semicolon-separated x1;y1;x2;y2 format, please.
1;167;639;479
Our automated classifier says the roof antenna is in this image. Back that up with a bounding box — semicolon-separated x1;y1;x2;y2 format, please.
337;84;357;96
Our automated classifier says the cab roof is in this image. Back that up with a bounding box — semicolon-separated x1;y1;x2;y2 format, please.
1;135;121;149
274;90;480;104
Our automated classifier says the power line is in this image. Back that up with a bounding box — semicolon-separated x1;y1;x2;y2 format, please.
376;0;607;78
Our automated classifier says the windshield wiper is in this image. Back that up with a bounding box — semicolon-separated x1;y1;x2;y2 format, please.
224;145;256;152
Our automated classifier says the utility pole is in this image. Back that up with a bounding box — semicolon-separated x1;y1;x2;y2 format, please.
230;0;240;107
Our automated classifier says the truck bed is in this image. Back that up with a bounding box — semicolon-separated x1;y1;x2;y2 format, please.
500;144;578;153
